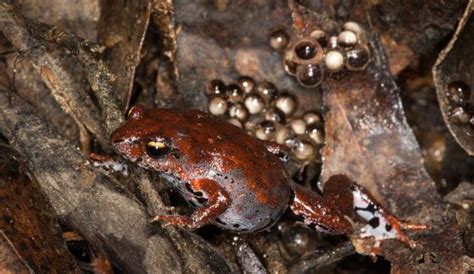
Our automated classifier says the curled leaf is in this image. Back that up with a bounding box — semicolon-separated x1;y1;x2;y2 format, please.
433;1;474;155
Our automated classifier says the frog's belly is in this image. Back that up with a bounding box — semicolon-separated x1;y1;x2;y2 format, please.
161;172;291;232
213;194;290;232
213;175;292;232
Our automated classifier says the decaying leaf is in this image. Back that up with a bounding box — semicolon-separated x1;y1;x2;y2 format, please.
98;0;151;110
0;1;471;273
0;142;80;273
433;0;474;155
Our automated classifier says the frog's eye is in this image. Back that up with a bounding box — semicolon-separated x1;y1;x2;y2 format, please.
146;141;169;159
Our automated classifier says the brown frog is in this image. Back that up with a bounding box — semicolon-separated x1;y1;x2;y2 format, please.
110;105;426;251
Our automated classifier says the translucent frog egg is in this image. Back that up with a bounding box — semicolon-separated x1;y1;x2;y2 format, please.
227;118;243;129
255;121;276;141
207;79;226;96
324;50;345;72
346;46;370;71
275;93;297;116
303;111;323;125
343;21;363;35
290;118;307;135
447;81;471;105
310;30;327;47
229;103;249;121
275;125;296;145
306;124;325;144
293;139;316;161
226;83;244;103
296;64;324;88
337;30;358;47
244;93;265;114
208;96;228;116
269;29;290;52
257;81;279;104
237;76;256;94
264;107;286;124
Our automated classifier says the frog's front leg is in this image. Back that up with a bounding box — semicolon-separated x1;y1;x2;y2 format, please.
152;178;231;229
289;181;353;234
89;153;129;176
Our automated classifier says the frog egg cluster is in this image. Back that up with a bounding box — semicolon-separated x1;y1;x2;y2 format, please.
206;77;325;163
269;21;371;88
446;81;474;130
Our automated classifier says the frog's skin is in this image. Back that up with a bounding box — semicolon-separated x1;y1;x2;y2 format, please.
111;105;426;249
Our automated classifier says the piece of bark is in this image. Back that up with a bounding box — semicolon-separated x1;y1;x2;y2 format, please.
3;56;80;143
289;242;355;274
0;142;80;273
368;0;466;74
234;241;267;274
151;0;177;63
445;182;474;209
0;233;30;273
320;38;464;273
0;91;236;273
151;0;179;106
97;0;151;110
1;0;101;145
433;0;474;155
444;181;474;257
0;3;110;149
364;0;467;55
13;0;100;41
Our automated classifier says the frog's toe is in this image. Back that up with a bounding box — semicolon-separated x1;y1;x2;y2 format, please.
359;213;427;250
151;215;196;229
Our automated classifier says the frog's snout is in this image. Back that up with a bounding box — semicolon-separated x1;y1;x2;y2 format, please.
111;130;124;144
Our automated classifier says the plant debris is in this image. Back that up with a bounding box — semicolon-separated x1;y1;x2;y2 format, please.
0;1;472;273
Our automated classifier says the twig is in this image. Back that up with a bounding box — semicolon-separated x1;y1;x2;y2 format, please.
289;242;355;274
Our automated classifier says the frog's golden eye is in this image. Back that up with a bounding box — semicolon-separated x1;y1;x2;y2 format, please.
146;141;169;159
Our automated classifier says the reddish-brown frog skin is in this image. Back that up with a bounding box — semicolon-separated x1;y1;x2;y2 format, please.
111;105;293;232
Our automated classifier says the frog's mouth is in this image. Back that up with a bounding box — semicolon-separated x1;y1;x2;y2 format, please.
111;136;142;163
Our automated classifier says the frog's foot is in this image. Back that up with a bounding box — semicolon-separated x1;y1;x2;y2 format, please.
379;214;428;248
351;182;428;250
355;216;427;260
90;153;129;176
152;178;231;230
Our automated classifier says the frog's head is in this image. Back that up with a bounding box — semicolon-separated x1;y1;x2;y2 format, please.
111;105;177;171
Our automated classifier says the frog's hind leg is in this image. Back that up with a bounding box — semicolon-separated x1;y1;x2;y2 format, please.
152;178;231;230
324;175;428;250
289;181;353;234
